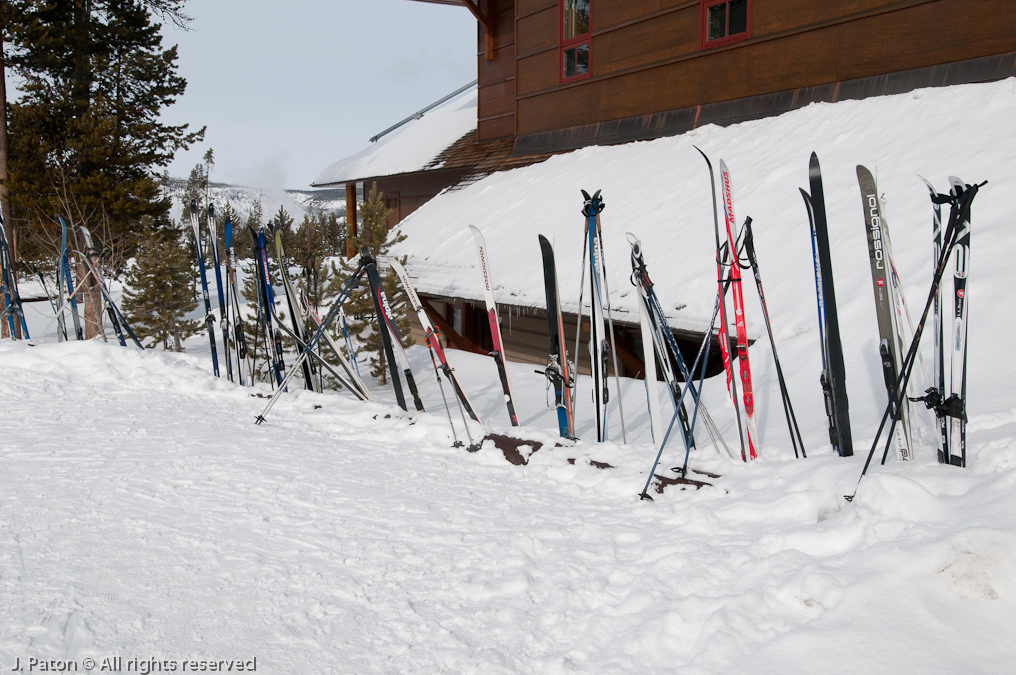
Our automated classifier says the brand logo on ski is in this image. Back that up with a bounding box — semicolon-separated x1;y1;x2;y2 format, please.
866;194;885;270
478;246;491;292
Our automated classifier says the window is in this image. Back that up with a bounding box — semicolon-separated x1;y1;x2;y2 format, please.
560;0;591;83
701;0;750;49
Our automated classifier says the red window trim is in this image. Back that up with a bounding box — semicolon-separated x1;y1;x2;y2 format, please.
699;0;752;50
559;0;592;84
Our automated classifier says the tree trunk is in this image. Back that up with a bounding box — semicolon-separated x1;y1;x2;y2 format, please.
83;264;103;340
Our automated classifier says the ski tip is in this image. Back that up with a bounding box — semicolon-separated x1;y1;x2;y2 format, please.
189;199;197;214
208;203;215;217
580;189;591;201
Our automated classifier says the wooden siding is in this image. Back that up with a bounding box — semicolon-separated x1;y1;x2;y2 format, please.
511;0;1016;138
370;167;473;227
477;0;518;140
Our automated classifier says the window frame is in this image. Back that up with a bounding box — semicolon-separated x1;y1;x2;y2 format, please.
699;0;752;50
559;0;592;85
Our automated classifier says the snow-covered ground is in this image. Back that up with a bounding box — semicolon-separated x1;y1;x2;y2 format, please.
3;78;1015;673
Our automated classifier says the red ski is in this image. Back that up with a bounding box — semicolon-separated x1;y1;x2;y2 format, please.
719;160;759;459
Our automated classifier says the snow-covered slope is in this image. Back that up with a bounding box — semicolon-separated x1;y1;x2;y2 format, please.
0;338;1013;673
161;181;345;227
3;78;1015;673
390;76;1016;482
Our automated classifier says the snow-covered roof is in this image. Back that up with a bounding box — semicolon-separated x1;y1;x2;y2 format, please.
391;78;1014;341
311;85;478;187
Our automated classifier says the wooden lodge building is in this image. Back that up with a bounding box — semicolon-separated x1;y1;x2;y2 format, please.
313;0;1016;375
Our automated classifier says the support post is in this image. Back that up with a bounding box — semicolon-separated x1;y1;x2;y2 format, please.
345;183;357;259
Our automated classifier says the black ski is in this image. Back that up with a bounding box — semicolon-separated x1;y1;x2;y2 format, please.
362;247;409;412
538;235;575;439
800;152;853;456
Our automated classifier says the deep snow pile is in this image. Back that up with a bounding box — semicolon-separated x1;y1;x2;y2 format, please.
2;78;1016;673
0;340;1014;674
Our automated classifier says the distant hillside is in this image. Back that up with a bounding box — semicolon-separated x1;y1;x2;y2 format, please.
161;179;346;226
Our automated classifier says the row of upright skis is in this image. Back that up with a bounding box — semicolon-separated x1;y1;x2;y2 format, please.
248;149;980;495
8;150;982;495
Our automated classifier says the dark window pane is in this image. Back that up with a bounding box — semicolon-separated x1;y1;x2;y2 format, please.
564;47;577;78
729;0;748;35
576;43;589;75
707;3;726;42
564;0;590;40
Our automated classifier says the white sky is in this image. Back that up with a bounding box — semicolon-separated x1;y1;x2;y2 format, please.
159;0;477;189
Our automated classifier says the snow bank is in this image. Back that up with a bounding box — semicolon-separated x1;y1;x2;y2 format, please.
3;78;1016;673
0;338;1013;673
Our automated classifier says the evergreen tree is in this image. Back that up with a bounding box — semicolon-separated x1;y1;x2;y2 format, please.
239;198;263;254
328;182;412;384
321;211;346;257
271;205;296;264
184;162;207;215
122;220;199;350
5;0;203;337
216;200;239;261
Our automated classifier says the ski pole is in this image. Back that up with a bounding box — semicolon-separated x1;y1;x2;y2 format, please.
29;270;93;346
847;179;983;500
742;217;807;459
427;343;463;448
640;286;721;499
596;212;627;444
255;262;367;424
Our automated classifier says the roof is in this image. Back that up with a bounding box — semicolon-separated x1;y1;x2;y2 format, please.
389;79;1013;339
311;85;479;187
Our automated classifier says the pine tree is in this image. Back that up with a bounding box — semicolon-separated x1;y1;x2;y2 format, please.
122;221;200;350
322;211;346;257
271;205;296;265
216;201;239;263
6;0;203;338
328;182;412;384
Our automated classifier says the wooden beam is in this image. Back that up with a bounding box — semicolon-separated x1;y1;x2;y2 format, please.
462;0;494;61
461;0;490;29
345;183;357;259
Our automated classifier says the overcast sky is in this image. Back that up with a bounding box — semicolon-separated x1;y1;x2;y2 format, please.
159;0;477;189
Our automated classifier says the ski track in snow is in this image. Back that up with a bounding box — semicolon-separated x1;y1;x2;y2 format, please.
1;342;1014;674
